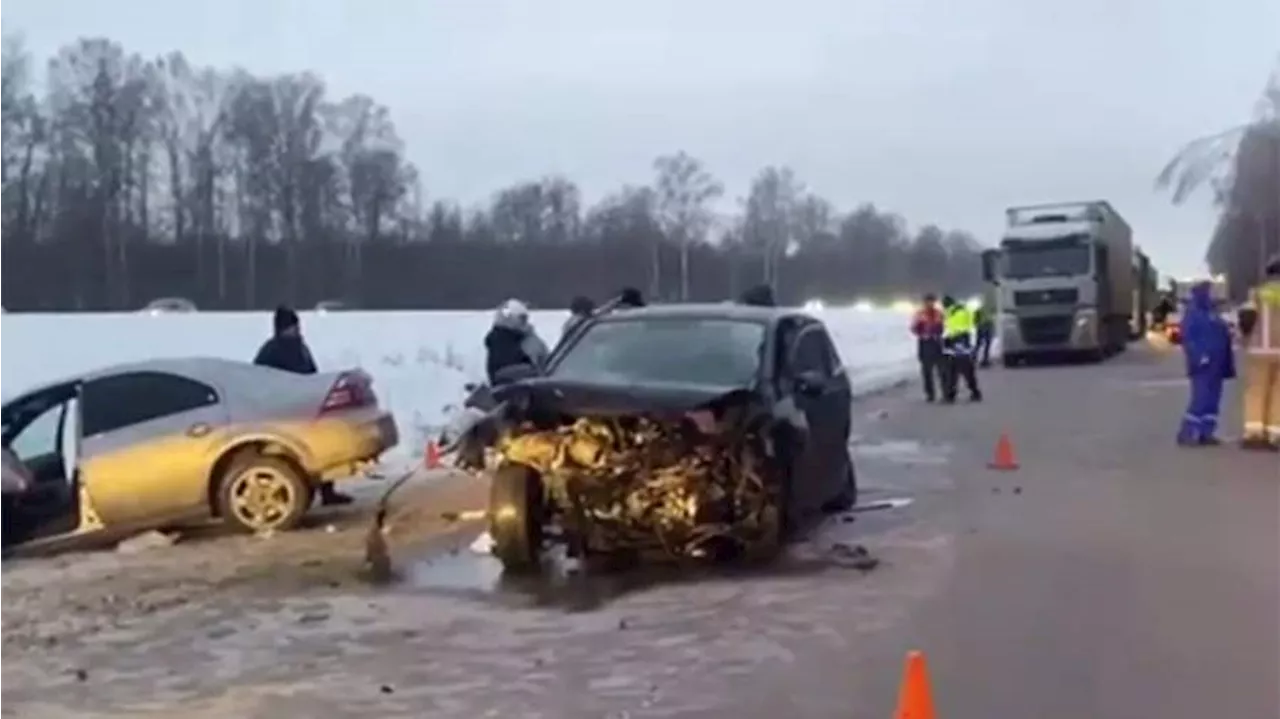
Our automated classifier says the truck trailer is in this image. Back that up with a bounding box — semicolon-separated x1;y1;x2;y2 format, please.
1130;248;1159;339
981;200;1135;366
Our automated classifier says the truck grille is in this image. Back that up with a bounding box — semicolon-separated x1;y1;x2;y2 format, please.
1018;316;1074;345
1013;288;1079;306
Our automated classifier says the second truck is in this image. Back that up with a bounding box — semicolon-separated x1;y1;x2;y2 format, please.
981;200;1147;366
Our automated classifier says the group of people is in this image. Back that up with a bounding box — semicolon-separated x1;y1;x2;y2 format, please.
481;283;779;386
909;294;993;404
1179;255;1280;451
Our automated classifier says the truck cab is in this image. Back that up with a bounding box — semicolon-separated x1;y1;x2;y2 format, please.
982;201;1135;365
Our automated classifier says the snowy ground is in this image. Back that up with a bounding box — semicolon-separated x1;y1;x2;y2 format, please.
0;308;928;718
0;308;916;460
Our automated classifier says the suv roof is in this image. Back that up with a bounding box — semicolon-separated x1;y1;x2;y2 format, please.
592;303;806;325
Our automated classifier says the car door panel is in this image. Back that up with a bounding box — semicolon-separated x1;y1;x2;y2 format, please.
785;327;829;513
817;329;853;479
78;372;228;527
790;327;849;504
81;403;229;526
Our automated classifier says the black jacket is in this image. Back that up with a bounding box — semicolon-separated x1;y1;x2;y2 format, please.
485;325;534;384
253;334;318;375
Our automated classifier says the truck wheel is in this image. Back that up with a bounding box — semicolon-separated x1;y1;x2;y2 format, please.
488;463;544;573
217;454;313;534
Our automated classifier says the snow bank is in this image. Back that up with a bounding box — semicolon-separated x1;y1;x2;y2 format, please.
0;308;915;460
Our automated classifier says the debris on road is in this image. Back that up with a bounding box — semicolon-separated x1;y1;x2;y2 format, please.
829;543;881;573
115;530;179;555
469;531;495;555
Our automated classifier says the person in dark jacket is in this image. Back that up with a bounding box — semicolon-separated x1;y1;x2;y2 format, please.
485;299;549;385
252;307;352;506
739;284;776;307
253;306;318;375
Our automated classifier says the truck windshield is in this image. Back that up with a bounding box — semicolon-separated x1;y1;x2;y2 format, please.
1000;237;1092;279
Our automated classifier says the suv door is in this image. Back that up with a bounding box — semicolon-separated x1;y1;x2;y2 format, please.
789;326;852;503
79;371;227;526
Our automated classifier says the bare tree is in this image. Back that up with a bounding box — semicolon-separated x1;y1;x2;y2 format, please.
1157;57;1280;286
1;32;990;312
653;152;724;301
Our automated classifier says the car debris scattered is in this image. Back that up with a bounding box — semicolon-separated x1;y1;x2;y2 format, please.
115;530;179;555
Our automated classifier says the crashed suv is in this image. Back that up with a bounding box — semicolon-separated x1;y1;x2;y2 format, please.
456;304;858;572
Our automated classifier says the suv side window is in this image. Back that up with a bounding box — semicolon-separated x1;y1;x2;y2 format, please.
791;327;833;376
81;372;218;438
815;326;845;376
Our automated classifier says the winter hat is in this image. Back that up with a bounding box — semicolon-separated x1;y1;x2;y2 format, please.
273;305;300;335
739;284;776;307
569;295;596;316
618;287;646;308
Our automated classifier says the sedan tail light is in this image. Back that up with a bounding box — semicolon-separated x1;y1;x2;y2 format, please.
320;370;376;414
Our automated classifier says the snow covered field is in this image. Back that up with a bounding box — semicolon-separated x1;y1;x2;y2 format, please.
0;308;916;459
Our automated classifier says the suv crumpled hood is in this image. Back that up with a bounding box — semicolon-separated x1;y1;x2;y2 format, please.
491;377;758;417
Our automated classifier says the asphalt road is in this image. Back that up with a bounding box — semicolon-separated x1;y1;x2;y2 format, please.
5;344;1276;719
769;343;1280;719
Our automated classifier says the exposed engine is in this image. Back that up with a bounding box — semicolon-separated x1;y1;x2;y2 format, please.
495;413;779;561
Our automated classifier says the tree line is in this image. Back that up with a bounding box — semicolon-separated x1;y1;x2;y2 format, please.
1159;58;1280;295
0;35;988;312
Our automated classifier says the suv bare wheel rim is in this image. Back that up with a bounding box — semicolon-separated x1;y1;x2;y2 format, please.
229;466;296;530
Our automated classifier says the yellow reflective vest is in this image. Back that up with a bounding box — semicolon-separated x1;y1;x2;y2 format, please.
1245;279;1280;357
944;305;975;340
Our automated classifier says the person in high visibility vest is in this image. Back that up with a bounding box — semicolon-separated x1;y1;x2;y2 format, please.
974;299;995;368
909;293;946;402
1240;254;1280;451
940;295;983;403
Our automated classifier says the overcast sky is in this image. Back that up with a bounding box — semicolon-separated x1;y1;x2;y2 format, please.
3;0;1277;277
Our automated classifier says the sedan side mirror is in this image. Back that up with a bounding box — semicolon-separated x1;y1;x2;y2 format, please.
794;370;828;397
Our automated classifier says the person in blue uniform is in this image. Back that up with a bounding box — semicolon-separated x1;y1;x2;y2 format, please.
1177;281;1236;446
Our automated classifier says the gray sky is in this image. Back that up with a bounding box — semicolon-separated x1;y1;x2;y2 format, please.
4;0;1277;278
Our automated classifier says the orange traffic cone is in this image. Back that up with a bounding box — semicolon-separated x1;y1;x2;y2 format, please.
424;440;443;470
988;432;1020;471
893;650;937;719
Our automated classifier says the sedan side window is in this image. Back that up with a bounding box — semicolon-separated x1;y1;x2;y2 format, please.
7;401;65;463
81;372;218;438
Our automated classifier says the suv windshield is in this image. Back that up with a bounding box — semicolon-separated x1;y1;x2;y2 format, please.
551;318;766;389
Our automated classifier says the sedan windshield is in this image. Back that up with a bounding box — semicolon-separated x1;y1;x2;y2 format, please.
550;318;766;389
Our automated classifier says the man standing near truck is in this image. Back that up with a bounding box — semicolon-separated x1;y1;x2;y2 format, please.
1240;255;1280;451
910;294;945;402
940;295;983;403
974;300;995;368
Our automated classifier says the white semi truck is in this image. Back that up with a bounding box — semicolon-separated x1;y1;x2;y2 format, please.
981;200;1137;366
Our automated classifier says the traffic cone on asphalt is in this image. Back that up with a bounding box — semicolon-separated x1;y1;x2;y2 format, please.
424;440;443;470
893;650;937;719
988;432;1020;471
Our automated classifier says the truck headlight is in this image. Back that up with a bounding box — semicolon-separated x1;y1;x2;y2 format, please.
1075;310;1096;328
